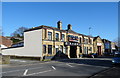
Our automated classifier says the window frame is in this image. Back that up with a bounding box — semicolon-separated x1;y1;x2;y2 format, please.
48;45;52;54
48;32;52;40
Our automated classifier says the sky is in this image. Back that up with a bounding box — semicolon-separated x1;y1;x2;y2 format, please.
2;2;118;41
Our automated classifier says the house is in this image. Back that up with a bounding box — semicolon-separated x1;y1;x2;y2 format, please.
102;39;112;55
93;36;104;56
0;36;13;48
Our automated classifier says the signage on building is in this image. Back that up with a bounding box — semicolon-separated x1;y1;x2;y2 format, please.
68;35;78;42
97;43;102;46
64;42;81;46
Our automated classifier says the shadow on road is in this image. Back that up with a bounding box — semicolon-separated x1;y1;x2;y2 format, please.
55;58;113;67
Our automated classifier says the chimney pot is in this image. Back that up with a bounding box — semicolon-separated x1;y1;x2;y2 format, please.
57;21;62;30
68;24;72;30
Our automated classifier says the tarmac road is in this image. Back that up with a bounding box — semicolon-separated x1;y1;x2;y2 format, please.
1;58;115;78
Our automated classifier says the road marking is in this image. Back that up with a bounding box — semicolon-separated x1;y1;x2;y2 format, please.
23;69;28;76
2;61;56;68
52;66;56;70
25;70;52;76
72;63;109;68
1;67;43;74
66;64;74;67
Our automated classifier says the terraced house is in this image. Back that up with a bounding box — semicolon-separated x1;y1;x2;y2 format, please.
2;21;94;59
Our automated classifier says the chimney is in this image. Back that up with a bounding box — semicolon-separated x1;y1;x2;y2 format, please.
57;21;62;30
68;24;72;30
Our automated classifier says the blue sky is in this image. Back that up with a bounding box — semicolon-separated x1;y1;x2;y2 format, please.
2;2;118;41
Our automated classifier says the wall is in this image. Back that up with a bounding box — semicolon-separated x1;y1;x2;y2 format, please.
0;55;10;64
2;29;43;58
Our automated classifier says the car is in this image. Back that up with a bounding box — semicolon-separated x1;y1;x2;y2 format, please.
112;53;120;65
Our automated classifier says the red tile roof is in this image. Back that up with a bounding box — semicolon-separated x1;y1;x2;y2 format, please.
0;36;13;47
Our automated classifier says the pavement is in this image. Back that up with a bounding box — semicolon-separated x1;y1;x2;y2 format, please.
1;58;116;78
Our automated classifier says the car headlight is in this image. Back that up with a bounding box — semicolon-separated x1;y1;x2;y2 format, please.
112;60;115;63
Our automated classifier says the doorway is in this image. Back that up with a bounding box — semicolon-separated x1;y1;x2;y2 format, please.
70;46;77;58
97;46;101;56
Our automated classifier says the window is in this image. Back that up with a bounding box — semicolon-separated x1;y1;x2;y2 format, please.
84;47;86;54
80;46;82;53
48;45;52;54
43;45;46;53
62;34;65;41
56;48;59;53
86;39;88;44
84;47;88;54
56;33;59;41
60;45;63;52
55;45;59;53
79;37;81;43
48;32;52;40
89;39;92;44
63;46;67;54
89;47;92;51
84;38;86;43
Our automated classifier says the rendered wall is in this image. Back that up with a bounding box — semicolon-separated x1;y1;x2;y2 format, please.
2;29;43;57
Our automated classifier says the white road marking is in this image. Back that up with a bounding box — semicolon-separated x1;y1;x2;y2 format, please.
2;61;56;68
1;67;43;74
72;64;109;68
23;69;28;76
52;66;56;70
66;64;74;67
25;70;52;76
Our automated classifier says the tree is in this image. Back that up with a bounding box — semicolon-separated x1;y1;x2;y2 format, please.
11;27;28;38
113;37;120;47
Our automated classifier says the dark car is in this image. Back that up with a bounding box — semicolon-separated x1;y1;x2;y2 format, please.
112;53;120;65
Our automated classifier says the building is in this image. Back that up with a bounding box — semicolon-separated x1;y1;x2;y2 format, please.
111;42;118;54
0;36;13;48
102;39;112;55
2;21;94;59
93;36;104;56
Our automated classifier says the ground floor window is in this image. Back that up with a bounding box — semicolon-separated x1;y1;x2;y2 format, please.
80;46;82;53
89;47;92;52
63;46;67;54
55;46;59;53
84;47;88;54
48;45;52;54
60;45;63;52
43;45;46;54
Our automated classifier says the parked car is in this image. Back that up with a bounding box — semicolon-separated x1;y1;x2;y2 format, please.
112;53;120;65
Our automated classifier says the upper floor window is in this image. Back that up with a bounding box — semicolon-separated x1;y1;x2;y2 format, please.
48;32;52;40
90;39;92;44
86;39;88;44
56;33;59;41
62;34;65;41
79;37;82;43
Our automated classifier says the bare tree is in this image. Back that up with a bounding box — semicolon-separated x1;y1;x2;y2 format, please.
113;37;120;47
11;27;28;38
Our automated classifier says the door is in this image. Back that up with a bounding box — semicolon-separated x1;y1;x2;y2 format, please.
70;46;77;58
97;46;101;56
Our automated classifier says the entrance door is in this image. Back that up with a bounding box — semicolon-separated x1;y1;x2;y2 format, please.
70;46;77;58
97;46;101;56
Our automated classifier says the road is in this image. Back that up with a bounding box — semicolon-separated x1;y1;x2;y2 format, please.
1;58;116;78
